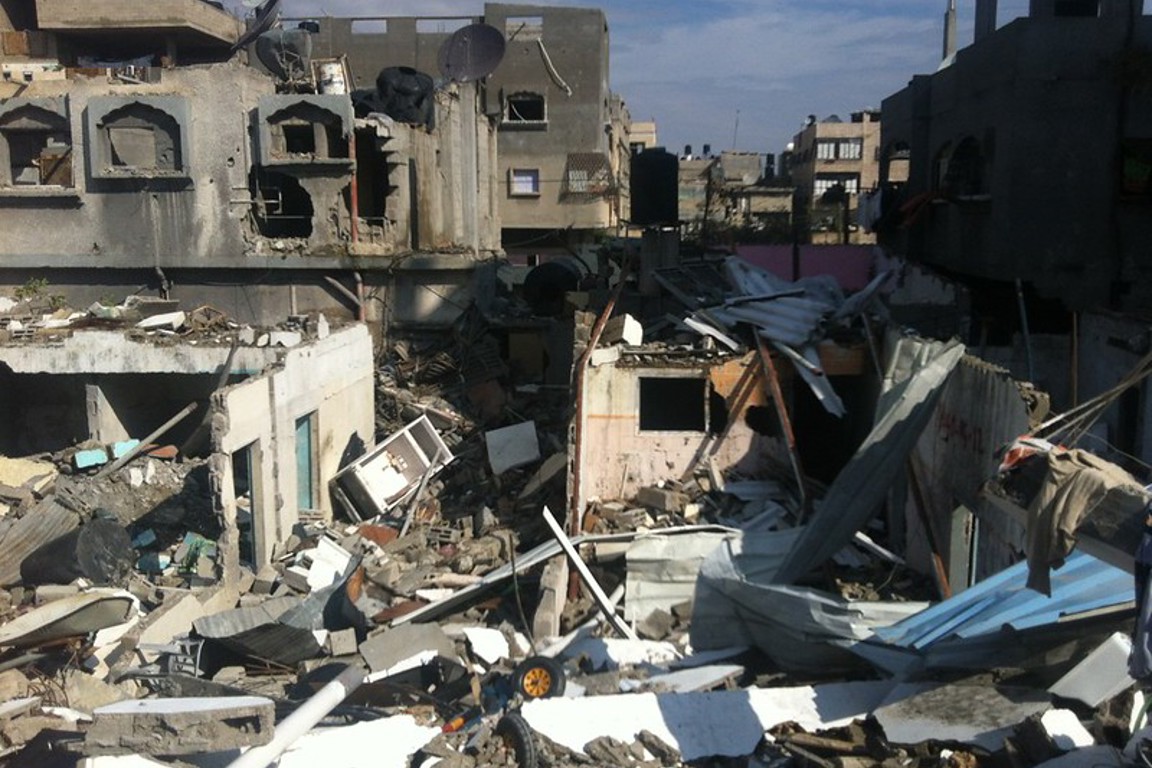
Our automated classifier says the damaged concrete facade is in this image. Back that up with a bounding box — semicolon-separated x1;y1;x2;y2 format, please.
0;3;500;328
300;4;633;264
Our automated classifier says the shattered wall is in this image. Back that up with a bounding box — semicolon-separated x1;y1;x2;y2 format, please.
576;353;784;509
907;353;1036;586
0;64;500;326
210;325;374;568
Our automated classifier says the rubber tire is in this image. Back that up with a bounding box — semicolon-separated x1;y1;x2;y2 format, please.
512;655;566;699
495;712;539;768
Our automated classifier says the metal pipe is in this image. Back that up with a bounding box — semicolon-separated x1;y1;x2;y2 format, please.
226;664;366;768
349;130;360;244
353;271;365;322
568;258;631;537
96;402;199;479
755;337;809;518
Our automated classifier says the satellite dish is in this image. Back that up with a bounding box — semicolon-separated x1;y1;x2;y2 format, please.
254;28;312;82
232;0;282;53
437;23;506;83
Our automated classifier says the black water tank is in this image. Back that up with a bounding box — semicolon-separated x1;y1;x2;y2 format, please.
375;67;436;129
630;147;678;227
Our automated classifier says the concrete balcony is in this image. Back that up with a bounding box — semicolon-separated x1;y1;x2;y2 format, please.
35;0;243;48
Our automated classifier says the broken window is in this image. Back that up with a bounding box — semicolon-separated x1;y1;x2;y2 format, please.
267;103;349;161
98;103;182;173
295;412;318;512
232;442;261;567
505;16;543;42
354;126;391;223
509;168;540;197
251;168;314;238
0;104;72;187
505;92;546;124
943;136;985;197
639;377;706;432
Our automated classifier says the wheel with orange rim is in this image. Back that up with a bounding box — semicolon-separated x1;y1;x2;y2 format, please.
512;655;566;699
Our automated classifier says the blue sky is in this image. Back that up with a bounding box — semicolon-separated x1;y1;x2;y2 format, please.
275;0;1033;160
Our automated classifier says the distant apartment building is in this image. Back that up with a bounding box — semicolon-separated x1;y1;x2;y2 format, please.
680;149;793;239
789;110;882;244
629;120;657;155
0;0;504;329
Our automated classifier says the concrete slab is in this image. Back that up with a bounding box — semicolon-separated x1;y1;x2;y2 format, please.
86;696;274;755
522;680;903;762
485;421;541;475
277;714;439;768
462;627;508;665
873;682;1050;751
360;623;457;677
1048;631;1135;707
620;664;744;693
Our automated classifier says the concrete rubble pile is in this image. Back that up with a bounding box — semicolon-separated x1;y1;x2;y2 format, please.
0;262;1149;768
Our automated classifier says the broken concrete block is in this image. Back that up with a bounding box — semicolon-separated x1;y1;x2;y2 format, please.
239;326;257;344
269;330;303;348
0;669;30;702
637;608;676;641
327;628;359;657
462;627;509;666
0;456;57;493
2;713;79;746
282;565;311;593
636;486;687;513
74;447;110;470
136;310;186;331
110;440;140;459
602;314;643;346
485;421;541;476
533;554;568;641
61;668;130;713
317;313;330;339
252;564;279;595
86;696;275;756
1048;631;1135;707
589;346;622;367
360;623;457;677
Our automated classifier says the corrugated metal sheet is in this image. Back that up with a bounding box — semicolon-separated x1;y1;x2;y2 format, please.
772;338;966;584
0;498;79;587
850;550;1134;674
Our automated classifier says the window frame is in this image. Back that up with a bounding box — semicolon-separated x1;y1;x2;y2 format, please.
509;167;541;197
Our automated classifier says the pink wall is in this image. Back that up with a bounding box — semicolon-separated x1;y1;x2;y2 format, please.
735;245;876;291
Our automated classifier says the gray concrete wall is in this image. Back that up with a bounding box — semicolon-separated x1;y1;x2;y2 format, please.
0;63;499;326
880;13;1152;312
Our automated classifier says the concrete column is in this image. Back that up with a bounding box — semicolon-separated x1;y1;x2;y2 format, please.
975;0;999;41
85;382;129;443
943;0;958;60
1100;0;1144;17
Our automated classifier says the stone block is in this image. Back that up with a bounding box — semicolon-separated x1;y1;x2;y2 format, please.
636;486;687;513
327;628;359;657
602;314;643;346
86;696;275;755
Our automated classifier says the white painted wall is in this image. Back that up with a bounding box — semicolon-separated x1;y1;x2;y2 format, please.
212;325;375;566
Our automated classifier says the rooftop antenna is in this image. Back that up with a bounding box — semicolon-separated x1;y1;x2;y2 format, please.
437;23;506;83
732;109;740;149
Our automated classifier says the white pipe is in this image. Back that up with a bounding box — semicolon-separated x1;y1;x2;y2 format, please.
226;664;366;768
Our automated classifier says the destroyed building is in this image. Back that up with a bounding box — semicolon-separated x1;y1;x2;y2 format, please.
2;2;1152;768
0;0;500;329
299;4;634;266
